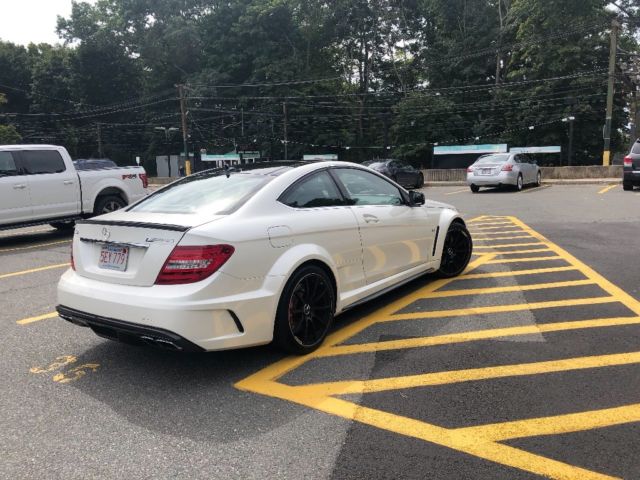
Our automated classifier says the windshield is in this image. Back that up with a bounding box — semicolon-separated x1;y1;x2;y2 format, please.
129;172;272;215
475;154;510;164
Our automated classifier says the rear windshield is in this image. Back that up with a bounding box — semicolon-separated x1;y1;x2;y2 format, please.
129;172;272;215
632;142;640;154
475;154;510;164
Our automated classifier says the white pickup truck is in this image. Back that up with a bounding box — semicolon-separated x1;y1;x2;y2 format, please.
0;145;148;231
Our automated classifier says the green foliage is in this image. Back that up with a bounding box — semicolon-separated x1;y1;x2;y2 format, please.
0;124;21;144
0;0;637;165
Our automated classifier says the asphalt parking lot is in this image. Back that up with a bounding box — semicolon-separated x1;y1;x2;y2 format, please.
2;183;639;479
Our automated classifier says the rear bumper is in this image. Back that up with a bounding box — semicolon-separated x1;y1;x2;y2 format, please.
57;269;283;351
57;305;205;352
623;170;640;186
467;171;518;187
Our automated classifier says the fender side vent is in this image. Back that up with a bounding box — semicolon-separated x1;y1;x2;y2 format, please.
432;226;440;257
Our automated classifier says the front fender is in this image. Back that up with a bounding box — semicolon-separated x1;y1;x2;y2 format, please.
432;211;467;264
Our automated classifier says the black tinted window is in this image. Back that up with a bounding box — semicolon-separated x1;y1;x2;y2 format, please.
280;171;344;208
0;152;18;176
22;150;66;174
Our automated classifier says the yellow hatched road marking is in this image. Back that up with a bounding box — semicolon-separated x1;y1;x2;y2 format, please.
457;403;640;442
298;351;640;396
598;184;618;194
474;235;534;242
474;242;544;249
416;279;595;299
0;263;68;280
17;312;58;325
236;216;640;480
385;297;616;322
319;316;640;357
486;248;552;255
470;225;522;231
0;240;70;253
449;266;578;280
485;256;561;264
467;221;515;227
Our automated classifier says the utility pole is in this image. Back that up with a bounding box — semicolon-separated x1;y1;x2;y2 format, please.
283;102;288;160
177;84;190;173
97;123;104;158
603;18;619;166
241;107;244;137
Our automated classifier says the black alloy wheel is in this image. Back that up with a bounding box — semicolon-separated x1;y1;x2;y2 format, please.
274;265;335;354
470;184;480;193
536;171;542;187
437;222;473;278
623;182;633;191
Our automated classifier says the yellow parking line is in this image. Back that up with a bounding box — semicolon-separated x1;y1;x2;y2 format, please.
457;403;640;443
474;242;544;249
471;225;521;231
385;297;616;322
0;263;68;280
302;351;640;396
473;230;527;236
598;184;618;194
16;312;58;325
447;265;578;280
473;235;534;242
320;316;640;357
486;248;552;256
467;221;515;227
0;240;70;253
485;256;561;264
418;279;594;299
445;188;470;195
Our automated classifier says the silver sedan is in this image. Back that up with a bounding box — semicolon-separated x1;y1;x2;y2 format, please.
466;153;541;193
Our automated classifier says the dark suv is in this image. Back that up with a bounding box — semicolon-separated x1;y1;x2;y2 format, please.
362;159;424;189
623;140;640;191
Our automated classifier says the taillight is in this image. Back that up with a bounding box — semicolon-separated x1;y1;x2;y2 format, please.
70;242;75;271
139;173;148;189
624;156;633;167
501;164;513;172
155;245;234;285
467;167;474;172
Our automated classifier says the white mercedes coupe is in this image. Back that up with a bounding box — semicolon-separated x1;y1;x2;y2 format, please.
57;161;472;354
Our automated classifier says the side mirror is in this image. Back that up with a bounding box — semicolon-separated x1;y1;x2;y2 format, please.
409;190;425;206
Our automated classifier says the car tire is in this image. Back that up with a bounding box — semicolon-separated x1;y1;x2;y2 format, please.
415;173;424;189
437;222;473;278
50;221;75;231
470;185;480;193
94;195;126;215
623;183;633;191
515;174;523;192
274;265;335;355
536;171;542;187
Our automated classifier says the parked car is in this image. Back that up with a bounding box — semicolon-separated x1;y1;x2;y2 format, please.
57;161;472;355
467;153;541;193
73;158;118;170
623;139;640;191
363;159;424;189
0;145;148;231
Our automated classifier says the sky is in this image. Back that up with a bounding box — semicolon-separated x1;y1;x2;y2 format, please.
0;0;96;46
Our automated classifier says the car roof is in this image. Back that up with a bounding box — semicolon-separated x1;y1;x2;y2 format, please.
193;160;322;178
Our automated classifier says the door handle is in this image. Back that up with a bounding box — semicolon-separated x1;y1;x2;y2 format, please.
63;180;74;185
13;184;26;190
363;214;379;224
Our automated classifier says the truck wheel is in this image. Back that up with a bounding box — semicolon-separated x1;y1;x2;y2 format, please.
623;183;633;191
94;195;126;215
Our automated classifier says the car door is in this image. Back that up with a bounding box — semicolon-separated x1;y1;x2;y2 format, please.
278;169;366;294
516;154;533;183
331;167;434;285
0;150;33;225
19;149;80;220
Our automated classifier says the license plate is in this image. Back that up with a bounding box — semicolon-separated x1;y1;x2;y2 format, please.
98;244;129;271
481;168;492;175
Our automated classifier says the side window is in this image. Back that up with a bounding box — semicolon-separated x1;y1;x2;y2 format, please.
632;142;640;154
21;150;66;174
0;152;18;176
280;171;345;208
333;168;404;206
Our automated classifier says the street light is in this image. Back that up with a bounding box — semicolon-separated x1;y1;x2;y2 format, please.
155;127;179;176
562;116;575;166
